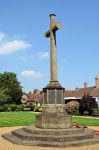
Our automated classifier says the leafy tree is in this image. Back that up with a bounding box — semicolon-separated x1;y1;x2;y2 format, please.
0;72;22;104
0;89;11;104
79;94;98;116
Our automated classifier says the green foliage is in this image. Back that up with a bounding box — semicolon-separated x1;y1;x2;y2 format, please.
0;104;24;112
93;108;99;116
10;104;18;111
0;72;22;104
15;104;24;111
66;105;79;115
39;107;42;112
66;101;80;115
33;104;42;112
93;108;99;111
3;104;11;112
0;106;4;112
0;89;11;104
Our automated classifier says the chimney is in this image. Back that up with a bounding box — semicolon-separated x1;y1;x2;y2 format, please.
84;82;88;88
95;75;99;88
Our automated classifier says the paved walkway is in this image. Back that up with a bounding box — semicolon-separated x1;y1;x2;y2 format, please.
0;126;99;150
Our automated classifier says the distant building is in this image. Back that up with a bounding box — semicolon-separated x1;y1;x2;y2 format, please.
21;89;43;106
21;76;99;107
65;76;99;106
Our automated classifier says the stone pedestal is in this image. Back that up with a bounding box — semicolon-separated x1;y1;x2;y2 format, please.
35;81;71;129
35;104;72;129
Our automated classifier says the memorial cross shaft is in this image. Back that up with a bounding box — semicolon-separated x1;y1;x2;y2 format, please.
45;14;61;82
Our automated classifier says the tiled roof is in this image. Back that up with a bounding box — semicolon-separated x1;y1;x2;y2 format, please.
65;87;99;97
24;92;43;102
23;86;99;102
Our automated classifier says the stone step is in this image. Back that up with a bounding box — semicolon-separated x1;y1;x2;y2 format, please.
12;128;94;142
2;132;99;148
23;125;84;135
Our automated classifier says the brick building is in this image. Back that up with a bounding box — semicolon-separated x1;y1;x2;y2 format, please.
65;76;99;106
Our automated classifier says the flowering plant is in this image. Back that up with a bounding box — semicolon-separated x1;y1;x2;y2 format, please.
72;123;87;128
66;101;80;115
94;130;99;136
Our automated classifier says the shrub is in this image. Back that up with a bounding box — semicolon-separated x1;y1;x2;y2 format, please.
66;101;79;115
24;103;35;111
0;105;4;112
10;104;17;111
15;104;24;111
0;103;24;112
79;94;98;116
3;104;11;112
34;106;42;112
39;107;42;112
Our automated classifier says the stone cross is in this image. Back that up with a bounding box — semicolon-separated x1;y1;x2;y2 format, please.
45;14;61;82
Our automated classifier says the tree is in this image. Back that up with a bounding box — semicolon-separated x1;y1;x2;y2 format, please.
0;72;22;104
0;89;11;104
79;94;98;116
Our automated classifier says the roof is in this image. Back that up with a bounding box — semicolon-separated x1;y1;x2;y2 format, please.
22;86;99;102
65;87;99;98
23;92;43;103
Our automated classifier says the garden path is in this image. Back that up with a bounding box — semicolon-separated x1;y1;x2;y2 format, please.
0;126;99;150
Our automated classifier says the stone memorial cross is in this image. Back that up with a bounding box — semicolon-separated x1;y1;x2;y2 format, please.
43;14;64;104
45;14;61;82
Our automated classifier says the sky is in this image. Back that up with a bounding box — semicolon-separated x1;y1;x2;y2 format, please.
0;0;99;92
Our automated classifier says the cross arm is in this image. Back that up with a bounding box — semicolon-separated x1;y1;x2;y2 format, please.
45;23;62;38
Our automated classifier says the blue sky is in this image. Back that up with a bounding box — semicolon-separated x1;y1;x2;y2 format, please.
0;0;99;92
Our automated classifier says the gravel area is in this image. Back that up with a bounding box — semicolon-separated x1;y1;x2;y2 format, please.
0;126;99;150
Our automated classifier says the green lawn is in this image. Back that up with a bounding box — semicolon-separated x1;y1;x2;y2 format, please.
0;112;36;126
72;116;99;126
0;112;99;127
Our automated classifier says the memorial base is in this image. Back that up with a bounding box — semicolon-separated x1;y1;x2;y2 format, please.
35;104;71;128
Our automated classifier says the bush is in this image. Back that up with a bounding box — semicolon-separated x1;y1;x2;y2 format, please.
0;103;42;112
15;104;24;111
3;104;11;111
39;107;42;112
24;103;34;111
93;108;99;116
0;106;4;112
34;106;42;112
79;94;98;116
10;104;17;111
6;104;24;112
66;101;80;115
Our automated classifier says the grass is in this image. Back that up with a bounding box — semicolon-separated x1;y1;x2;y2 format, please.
72;116;99;126
0;112;36;127
0;112;99;127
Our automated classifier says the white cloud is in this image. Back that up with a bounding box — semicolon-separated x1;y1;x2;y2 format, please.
20;70;43;78
37;52;49;58
0;32;32;55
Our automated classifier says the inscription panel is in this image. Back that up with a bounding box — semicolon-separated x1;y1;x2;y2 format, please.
48;89;55;104
56;89;64;104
